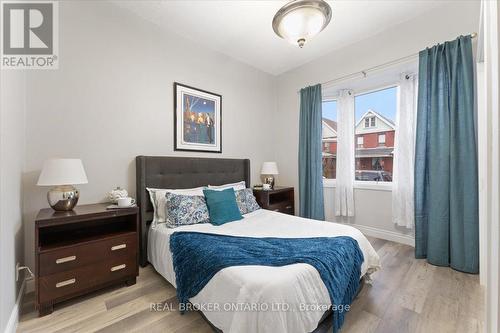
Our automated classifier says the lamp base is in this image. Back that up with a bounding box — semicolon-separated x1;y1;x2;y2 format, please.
264;176;275;189
47;185;79;211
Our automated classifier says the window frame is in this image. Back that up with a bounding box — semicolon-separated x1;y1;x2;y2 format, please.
353;84;398;190
378;133;386;145
321;83;400;192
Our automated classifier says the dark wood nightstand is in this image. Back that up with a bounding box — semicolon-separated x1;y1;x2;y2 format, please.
253;186;295;215
35;203;139;316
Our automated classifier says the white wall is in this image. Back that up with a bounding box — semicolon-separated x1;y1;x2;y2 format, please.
0;71;26;332
22;1;277;271
275;1;481;243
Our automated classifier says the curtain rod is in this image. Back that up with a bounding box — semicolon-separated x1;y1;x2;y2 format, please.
299;32;477;92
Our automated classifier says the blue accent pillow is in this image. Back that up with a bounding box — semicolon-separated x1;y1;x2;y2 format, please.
203;188;243;226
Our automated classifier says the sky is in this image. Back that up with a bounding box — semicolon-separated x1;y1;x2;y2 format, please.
186;94;215;114
322;86;397;123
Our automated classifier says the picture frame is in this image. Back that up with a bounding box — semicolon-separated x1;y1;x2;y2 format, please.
174;82;222;153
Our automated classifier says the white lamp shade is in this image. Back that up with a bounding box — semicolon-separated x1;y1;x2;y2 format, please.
37;159;88;186
261;162;279;175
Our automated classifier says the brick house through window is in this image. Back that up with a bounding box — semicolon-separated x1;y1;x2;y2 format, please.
322;108;395;181
322;118;337;179
354;109;395;179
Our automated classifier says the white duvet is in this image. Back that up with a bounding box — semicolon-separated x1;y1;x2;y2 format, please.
148;209;381;333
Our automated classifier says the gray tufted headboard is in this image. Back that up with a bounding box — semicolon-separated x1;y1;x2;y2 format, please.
135;156;250;266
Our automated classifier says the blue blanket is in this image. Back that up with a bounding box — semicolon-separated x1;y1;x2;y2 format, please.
170;232;364;332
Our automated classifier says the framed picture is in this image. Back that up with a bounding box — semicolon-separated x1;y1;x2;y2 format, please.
174;82;222;153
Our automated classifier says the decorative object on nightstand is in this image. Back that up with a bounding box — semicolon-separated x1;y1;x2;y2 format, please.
34;203;139;316
37;159;88;211
106;197;137;210
107;187;128;203
261;162;279;189
253;186;294;215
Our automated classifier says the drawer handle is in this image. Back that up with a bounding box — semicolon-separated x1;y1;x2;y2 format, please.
56;255;76;264
56;278;76;288
110;264;126;272
285;205;292;209
111;244;127;251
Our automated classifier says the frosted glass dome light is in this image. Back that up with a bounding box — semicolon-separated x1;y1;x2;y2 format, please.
272;0;332;48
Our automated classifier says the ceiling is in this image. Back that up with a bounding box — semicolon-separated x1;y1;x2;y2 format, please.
114;1;448;75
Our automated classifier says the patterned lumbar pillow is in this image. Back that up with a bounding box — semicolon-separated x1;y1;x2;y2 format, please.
233;188;261;215
164;192;210;228
235;189;249;215
147;186;205;227
243;188;261;213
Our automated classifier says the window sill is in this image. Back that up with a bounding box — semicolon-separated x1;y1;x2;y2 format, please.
323;180;392;192
323;179;336;188
354;181;392;191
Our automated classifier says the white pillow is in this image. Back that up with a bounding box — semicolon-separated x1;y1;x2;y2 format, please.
208;181;246;191
147;187;205;227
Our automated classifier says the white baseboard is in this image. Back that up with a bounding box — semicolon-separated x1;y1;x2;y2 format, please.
350;224;415;247
4;279;26;333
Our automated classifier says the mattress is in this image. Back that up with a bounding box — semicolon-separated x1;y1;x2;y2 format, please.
148;209;381;333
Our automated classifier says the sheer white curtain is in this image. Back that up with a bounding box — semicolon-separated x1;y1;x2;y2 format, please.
392;73;417;228
335;90;355;217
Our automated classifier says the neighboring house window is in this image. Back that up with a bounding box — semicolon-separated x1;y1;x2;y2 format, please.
354;86;397;182
321;100;337;179
378;134;386;146
364;116;376;128
357;136;364;147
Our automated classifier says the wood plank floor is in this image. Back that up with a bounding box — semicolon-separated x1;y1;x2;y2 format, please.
18;237;484;333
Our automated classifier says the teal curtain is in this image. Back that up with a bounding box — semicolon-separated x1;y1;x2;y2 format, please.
299;84;325;220
414;35;478;273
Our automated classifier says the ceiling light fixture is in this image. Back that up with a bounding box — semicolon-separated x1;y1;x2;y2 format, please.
272;0;332;48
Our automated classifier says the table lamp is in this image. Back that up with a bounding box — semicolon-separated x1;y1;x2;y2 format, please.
37;158;88;211
261;162;279;189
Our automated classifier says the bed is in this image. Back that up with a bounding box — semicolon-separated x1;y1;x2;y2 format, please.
136;156;381;333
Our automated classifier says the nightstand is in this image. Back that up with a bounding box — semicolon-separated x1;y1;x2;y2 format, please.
35;203;139;316
253;186;294;215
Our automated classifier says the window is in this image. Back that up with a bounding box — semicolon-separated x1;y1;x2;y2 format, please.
322;100;337;179
378;134;386;145
364;116;376;128
354;86;397;182
357;136;364;147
